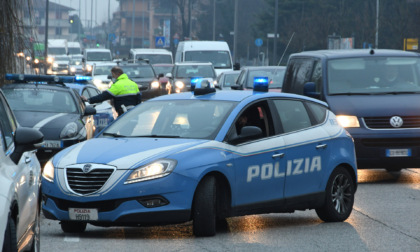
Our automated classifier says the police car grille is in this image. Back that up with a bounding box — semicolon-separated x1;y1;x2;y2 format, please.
66;168;114;194
364;116;420;129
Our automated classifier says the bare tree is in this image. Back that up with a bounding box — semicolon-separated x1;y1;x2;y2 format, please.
0;0;33;86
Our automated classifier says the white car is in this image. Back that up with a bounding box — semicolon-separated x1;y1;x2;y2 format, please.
91;62;117;90
0;89;44;251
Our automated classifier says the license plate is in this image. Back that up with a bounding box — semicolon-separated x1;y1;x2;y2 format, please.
386;149;411;157
69;208;98;221
42;140;62;148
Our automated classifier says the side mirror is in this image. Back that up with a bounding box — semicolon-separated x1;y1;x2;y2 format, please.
303;82;320;99
233;62;241;70
107;75;112;80
82;58;85;63
11;127;44;163
230;84;242;90
84;105;97;116
228;126;263;145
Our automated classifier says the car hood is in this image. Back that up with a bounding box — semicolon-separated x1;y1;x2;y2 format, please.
54;137;209;169
326;94;420;117
13;111;81;138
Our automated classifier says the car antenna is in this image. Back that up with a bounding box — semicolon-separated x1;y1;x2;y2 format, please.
277;32;295;66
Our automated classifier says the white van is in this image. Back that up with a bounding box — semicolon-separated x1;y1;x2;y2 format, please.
175;41;233;76
67;42;82;55
82;48;113;73
129;48;173;64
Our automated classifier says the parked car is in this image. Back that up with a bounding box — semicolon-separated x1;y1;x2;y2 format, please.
232;66;286;92
0;88;44;251
2;74;97;166
64;76;116;133
117;60;166;101
41;80;357;237
216;70;240;90
167;61;217;93
90;62;117;91
282;49;420;171
68;55;84;75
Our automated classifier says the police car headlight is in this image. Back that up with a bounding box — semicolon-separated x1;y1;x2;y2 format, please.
86;65;92;72
42;159;54;182
93;79;103;86
125;159;177;184
60;122;78;138
336;115;360;128
175;81;184;89
151;80;160;89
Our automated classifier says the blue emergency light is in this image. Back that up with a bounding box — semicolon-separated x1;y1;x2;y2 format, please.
5;74;91;84
253;77;269;92
193;78;216;96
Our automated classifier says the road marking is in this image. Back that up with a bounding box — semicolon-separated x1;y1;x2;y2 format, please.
64;235;80;242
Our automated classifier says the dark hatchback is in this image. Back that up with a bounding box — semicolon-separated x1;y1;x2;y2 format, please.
232;66;285;92
117;61;169;101
2;74;96;165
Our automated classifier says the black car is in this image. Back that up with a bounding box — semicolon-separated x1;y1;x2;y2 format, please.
168;62;217;93
232;66;285;92
117;60;168;101
2;74;97;165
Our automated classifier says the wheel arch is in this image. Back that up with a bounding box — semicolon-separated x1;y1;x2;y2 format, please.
337;163;357;192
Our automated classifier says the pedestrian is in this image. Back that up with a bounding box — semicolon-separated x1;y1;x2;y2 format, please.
82;66;142;116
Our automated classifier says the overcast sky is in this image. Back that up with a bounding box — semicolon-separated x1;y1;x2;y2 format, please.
50;0;120;27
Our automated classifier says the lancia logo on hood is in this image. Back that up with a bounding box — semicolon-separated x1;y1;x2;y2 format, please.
390;116;403;128
83;164;92;173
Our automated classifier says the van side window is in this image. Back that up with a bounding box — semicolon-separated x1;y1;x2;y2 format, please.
311;60;323;92
272;99;311;133
284;58;315;95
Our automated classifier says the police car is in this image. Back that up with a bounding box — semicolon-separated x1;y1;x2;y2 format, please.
41;78;357;237
2;74;97;166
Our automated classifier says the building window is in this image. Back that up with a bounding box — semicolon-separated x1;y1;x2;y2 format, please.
56;27;62;35
56;11;62;19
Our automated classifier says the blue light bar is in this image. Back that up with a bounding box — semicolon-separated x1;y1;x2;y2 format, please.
5;74;91;84
253;77;269;92
190;77;203;90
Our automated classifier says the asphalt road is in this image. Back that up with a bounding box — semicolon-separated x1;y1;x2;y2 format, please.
40;168;420;252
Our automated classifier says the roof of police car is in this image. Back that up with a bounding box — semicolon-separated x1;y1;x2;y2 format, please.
150;89;328;105
291;49;420;59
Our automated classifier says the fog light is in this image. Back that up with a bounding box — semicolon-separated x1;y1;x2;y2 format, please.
137;197;169;208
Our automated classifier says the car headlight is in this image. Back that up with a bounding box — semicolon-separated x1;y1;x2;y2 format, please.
336;115;360;128
42;159;54;182
53;63;58;68
86;65;92;72
93;79;103;86
70;67;76;72
47;57;54;63
34;58;39;64
125;159;177;184
175;81;185;89
26;56;32;61
60;122;79;138
151;80;160;89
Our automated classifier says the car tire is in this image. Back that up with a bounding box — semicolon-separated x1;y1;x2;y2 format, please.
30;201;41;252
3;215;17;252
60;221;87;233
192;176;217;237
316;166;355;222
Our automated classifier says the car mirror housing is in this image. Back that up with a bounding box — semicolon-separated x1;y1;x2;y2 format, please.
84;106;97;116
11;127;44;163
228;126;263;145
303;82;320;99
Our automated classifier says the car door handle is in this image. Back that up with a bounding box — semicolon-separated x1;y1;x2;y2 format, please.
272;153;285;159
316;144;327;149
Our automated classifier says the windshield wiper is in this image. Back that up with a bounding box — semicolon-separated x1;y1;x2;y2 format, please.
102;132;127;137
329;92;372;96
133;135;181;138
375;91;420;95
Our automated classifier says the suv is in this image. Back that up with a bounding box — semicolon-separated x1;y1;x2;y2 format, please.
116;60;166;101
168;62;217;93
2;74;97;165
282;49;420;171
0;89;44;251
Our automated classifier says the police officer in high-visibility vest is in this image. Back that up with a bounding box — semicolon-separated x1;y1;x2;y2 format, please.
82;66;141;117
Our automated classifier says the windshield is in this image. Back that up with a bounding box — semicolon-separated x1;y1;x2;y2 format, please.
328;57;420;94
94;65;115;76
102;100;236;139
245;68;285;89
175;65;216;78
3;88;78;113
87;52;112;61
68;48;81;55
136;54;172;64
153;65;173;75
49;48;66;55
54;56;70;61
185;51;232;69
120;65;156;78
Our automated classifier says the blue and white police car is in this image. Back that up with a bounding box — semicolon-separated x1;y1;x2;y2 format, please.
41;79;357;237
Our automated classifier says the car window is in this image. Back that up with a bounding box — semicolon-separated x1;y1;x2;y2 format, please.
3;88;78;114
246;68;285;88
0;92;17;152
284;58;315;95
176;65;215;78
120;65;156;78
272;99;312;133
306;101;327;125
